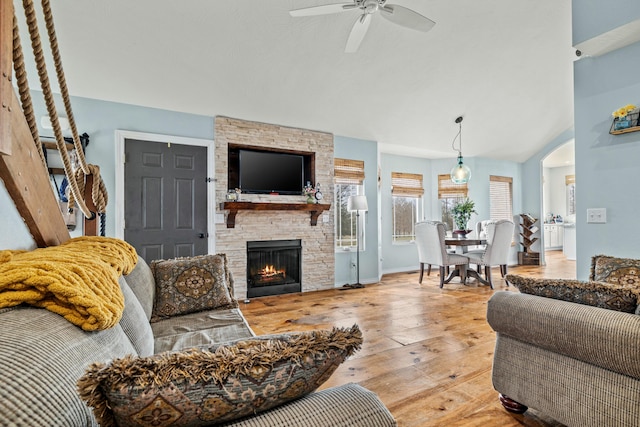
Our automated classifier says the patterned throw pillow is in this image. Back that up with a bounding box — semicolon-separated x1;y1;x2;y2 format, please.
150;254;237;322
590;255;640;287
507;274;640;313
77;325;362;427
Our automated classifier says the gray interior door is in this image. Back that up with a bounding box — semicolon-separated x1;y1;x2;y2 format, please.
124;138;208;262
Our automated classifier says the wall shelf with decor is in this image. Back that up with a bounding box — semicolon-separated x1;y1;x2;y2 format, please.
609;106;639;135
221;202;331;228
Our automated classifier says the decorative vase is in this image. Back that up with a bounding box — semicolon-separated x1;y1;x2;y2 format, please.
306;194;315;204
452;229;471;239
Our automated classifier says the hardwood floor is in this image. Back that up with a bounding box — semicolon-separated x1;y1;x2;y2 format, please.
241;251;575;427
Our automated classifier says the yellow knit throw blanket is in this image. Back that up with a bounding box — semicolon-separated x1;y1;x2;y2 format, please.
0;237;138;331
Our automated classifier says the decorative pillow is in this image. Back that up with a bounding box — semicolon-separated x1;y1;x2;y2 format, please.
77;325;362;427
150;254;237;323
590;254;640;287
506;274;640;313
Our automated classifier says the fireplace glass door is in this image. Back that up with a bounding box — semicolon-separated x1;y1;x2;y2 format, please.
246;240;301;298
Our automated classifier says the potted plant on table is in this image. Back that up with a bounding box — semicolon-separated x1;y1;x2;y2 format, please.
452;198;477;238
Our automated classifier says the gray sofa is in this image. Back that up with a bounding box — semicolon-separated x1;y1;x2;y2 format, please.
0;255;396;426
487;255;640;427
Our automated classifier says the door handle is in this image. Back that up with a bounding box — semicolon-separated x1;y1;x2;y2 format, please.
198;233;208;239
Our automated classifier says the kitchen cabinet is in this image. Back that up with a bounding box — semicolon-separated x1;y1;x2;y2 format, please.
563;224;576;260
544;224;564;250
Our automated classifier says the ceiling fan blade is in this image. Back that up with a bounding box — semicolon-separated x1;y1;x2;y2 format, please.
345;13;372;53
380;4;435;32
290;2;357;17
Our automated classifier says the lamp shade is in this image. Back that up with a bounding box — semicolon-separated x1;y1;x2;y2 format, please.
450;155;471;184
347;195;368;212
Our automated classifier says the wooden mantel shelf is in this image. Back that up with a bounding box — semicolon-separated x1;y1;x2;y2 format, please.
222;202;331;228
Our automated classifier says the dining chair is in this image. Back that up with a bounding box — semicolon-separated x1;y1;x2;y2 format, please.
475;220;491;240
415;221;470;288
465;219;515;289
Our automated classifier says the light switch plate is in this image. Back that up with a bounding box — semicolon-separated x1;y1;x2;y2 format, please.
215;213;225;224
587;208;606;223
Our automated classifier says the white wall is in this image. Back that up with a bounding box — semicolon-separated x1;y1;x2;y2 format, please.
543;165;575;221
0;181;35;250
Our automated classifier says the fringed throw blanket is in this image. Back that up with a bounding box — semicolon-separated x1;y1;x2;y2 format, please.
0;237;138;331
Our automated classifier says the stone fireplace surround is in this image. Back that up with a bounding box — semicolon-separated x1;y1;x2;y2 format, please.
214;117;335;298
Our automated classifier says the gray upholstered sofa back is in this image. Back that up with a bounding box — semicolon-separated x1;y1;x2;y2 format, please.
0;259;155;426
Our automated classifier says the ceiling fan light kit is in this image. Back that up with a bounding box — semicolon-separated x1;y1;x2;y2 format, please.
289;0;435;53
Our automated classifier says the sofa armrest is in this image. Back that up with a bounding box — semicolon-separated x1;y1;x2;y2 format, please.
487;291;640;380
222;383;396;426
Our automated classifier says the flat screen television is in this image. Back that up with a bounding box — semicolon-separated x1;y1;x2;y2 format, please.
238;149;304;195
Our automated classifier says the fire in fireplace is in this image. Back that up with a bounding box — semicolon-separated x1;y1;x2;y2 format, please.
246;239;301;298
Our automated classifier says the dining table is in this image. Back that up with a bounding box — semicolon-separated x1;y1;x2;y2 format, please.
444;237;489;286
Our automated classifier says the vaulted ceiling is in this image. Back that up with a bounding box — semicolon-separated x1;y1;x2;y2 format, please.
16;0;575;162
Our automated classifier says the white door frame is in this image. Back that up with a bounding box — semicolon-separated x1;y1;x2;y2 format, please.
114;130;215;254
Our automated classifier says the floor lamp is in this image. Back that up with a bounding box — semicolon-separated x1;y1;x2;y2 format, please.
345;195;368;289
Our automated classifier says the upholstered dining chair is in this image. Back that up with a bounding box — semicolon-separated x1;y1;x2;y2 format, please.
466;219;515;289
475;220;491;240
415;221;470;288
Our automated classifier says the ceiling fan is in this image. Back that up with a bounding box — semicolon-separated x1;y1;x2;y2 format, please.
289;0;435;53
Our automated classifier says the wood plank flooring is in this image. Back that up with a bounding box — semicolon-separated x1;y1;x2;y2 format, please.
241;251;575;427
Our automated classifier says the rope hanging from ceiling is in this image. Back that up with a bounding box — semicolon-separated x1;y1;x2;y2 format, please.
13;0;108;235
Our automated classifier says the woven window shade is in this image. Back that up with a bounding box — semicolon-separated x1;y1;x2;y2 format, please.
489;175;513;221
438;174;468;198
334;158;365;184
565;174;575;185
391;172;424;197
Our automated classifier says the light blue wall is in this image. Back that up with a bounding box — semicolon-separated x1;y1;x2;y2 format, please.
333;136;380;285
572;3;640;279
573;44;640;277
1;92;213;250
572;0;639;44
40;92;214;240
469;157;523;266
379;154;522;273
379;153;431;274
1;90;563;281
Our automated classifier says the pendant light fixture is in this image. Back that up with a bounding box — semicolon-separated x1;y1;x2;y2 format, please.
450;116;471;184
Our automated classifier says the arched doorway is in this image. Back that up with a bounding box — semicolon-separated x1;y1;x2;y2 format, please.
541;140;575;262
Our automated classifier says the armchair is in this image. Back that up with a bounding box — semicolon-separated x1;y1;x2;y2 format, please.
486;255;640;426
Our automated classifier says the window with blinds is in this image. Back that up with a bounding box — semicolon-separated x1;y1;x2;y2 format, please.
489;175;513;221
334;158;365;249
438;174;468;199
334;158;365;185
391;172;424;197
438;174;468;231
392;172;423;243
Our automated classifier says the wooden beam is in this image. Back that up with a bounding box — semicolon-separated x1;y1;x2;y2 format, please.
83;173;97;236
42;141;74;151
1;0;13;155
0;87;70;247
